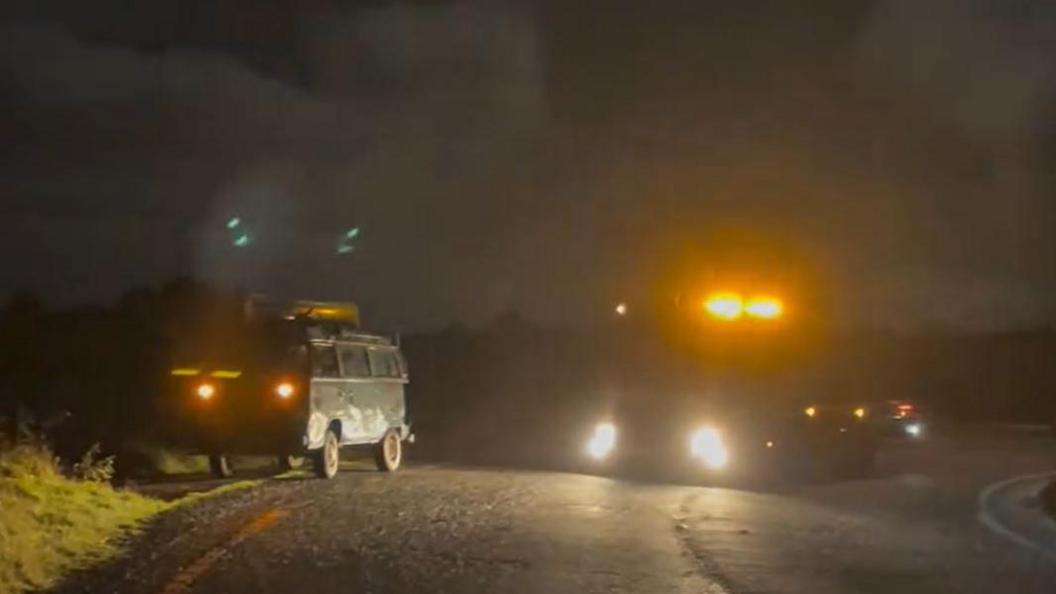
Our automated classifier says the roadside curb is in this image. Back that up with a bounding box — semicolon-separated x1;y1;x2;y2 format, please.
1041;479;1056;518
978;471;1056;560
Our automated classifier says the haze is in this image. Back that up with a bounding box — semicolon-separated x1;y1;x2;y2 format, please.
2;0;1054;330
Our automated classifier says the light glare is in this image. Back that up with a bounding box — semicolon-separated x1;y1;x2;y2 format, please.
745;296;783;319
586;422;617;460
704;293;743;320
276;382;295;399
689;426;729;469
196;383;215;400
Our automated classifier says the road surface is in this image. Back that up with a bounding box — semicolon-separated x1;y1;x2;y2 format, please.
59;426;1056;594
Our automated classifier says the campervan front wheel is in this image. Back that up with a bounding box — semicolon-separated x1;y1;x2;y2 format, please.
312;429;340;479
208;453;232;478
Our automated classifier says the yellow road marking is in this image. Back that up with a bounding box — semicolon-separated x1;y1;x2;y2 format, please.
159;509;286;594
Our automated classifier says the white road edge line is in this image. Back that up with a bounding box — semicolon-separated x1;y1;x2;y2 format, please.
998;424;1051;431
977;470;1056;560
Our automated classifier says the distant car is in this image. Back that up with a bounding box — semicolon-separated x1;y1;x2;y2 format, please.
169;299;412;479
869;399;927;439
578;398;878;481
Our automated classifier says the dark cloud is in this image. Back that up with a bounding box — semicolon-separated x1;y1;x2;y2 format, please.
852;0;1056;326
1;0;1054;330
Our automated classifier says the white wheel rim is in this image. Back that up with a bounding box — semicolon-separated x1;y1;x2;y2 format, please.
326;436;338;474
385;434;400;468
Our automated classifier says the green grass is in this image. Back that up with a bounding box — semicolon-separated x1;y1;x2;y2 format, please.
0;446;261;594
167;479;262;509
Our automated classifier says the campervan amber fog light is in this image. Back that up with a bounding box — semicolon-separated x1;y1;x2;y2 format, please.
196;383;216;400
276;382;296;399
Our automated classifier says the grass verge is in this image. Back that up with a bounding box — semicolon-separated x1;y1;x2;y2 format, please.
167;479;261;508
0;446;260;594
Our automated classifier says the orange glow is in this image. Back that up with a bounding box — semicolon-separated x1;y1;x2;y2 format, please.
704;292;743;320
275;382;295;399
745;296;784;319
804;406;817;418
196;383;216;400
854;407;867;419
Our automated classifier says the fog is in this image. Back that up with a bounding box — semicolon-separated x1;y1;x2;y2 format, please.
1;1;1054;331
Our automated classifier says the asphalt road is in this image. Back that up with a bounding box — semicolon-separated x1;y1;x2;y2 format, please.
58;426;1056;594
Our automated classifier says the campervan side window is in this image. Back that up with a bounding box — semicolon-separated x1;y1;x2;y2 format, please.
338;345;371;378
310;344;339;378
368;349;401;378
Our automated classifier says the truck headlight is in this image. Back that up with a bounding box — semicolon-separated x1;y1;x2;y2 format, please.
690;426;729;469
586;422;617;460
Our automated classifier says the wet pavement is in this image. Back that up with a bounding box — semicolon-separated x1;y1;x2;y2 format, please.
56;426;1056;594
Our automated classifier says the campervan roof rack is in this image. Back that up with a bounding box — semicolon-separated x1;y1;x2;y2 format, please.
324;331;392;345
247;295;360;328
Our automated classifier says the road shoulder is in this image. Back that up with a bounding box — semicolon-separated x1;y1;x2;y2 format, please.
53;478;302;594
1041;479;1056;518
978;471;1056;560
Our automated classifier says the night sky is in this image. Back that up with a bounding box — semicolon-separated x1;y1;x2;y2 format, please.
2;1;1054;330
